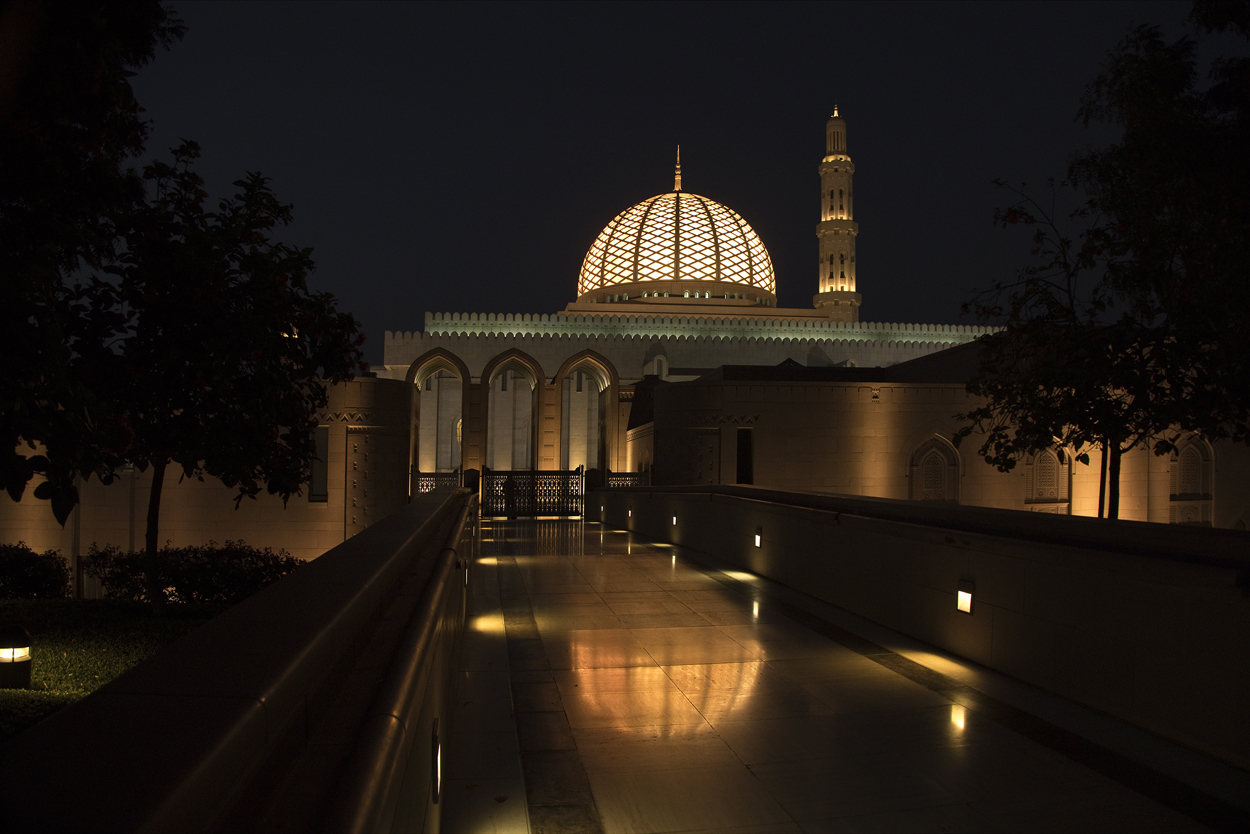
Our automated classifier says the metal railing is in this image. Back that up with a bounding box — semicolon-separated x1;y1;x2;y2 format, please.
606;470;650;488
415;469;461;493
481;466;584;518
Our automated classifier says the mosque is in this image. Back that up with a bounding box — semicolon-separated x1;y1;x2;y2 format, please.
3;111;1246;567
380;110;990;480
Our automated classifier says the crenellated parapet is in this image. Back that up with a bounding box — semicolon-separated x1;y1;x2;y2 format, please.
381;325;981;383
404;311;992;344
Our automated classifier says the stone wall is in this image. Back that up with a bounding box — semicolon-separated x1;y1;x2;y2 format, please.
0;378;412;567
597;486;1250;770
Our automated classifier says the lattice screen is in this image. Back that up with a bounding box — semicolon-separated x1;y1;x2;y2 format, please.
578;191;776;297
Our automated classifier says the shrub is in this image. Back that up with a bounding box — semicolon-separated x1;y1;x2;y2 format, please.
0;543;71;599
84;541;303;606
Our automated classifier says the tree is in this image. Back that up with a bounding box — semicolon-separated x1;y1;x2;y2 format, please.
958;1;1250;518
109;142;365;606
955;183;1165;519
1071;4;1250;448
0;1;184;522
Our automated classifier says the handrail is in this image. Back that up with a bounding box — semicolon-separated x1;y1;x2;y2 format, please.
0;489;473;833
326;495;474;832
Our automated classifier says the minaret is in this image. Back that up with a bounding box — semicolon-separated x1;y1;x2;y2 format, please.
813;107;862;321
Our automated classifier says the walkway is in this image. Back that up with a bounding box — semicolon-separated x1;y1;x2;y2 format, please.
443;520;1241;833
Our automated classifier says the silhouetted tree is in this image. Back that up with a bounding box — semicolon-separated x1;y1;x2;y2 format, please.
958;1;1250;518
109;143;365;608
0;1;183;523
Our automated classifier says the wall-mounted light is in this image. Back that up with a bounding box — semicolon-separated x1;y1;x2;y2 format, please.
628;509;632;517
752;601;760;619
754;526;762;548
957;580;974;614
672;516;677;526
0;625;31;690
431;718;441;804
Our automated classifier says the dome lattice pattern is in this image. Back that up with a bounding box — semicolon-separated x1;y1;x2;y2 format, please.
577;192;776;297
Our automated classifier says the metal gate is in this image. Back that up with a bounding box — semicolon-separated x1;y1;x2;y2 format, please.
481;466;584;518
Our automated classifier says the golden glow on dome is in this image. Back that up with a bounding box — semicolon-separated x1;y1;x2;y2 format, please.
577;191;776;298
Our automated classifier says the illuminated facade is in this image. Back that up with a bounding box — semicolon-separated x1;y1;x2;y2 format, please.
382;112;988;481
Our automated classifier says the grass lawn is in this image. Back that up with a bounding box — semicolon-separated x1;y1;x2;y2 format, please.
0;599;225;742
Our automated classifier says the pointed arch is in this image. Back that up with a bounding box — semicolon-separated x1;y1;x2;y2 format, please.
551;350;622;472
1170;435;1213;525
404;348;472;496
1024;448;1070;512
481;348;545;390
404;347;470;388
480;349;545;471
908;435;960;502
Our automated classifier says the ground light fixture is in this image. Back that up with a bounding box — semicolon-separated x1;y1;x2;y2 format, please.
431;718;441;804
0;624;32;689
957;580;974;614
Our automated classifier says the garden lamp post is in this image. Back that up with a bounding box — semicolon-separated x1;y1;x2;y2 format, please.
0;625;32;689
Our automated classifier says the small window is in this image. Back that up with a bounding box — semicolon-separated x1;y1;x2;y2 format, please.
309;426;329;502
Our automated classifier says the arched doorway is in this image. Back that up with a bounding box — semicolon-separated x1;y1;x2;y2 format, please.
560;365;608;471
483;354;542;471
552;350;619;475
405;350;471;494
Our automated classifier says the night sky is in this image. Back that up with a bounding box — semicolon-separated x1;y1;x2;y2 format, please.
130;1;1199;368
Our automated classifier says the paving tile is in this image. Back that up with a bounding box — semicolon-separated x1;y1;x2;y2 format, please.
541;628;656;669
527;803;605;834
587;765;794;834
512;680;563;713
749;757;960;820
797;802;993;833
801;674;953;713
714;715;864;765
553;665;679;696
445;730;521;780
575;722;737;772
562;688;706;729
516;710;578;751
534;613;626;632
687;683;839;724
439;777;530;834
523;749;598;806
603;599;696;616
644;641;764;666
616;612;714;629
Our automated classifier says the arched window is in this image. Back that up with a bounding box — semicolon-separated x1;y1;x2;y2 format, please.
1170;438;1213;525
1024;449;1069;512
909;438;959;502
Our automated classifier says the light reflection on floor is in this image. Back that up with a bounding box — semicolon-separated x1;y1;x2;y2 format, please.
466;520;1211;834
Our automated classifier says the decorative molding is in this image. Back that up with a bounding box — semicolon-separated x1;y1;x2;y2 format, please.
318;410;377;425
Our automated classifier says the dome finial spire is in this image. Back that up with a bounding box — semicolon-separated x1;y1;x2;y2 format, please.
833;104;839;117
674;145;682;191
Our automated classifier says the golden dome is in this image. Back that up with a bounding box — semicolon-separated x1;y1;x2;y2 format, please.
576;190;777;301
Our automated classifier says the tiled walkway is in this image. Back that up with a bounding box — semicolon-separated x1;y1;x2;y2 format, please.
444;520;1238;833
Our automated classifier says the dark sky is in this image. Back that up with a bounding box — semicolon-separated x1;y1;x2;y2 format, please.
131;1;1200;367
